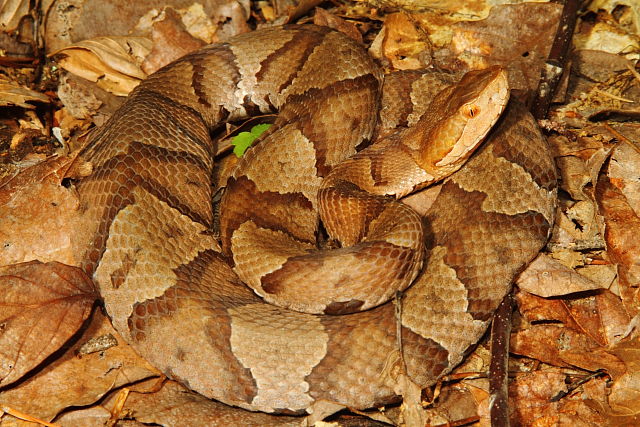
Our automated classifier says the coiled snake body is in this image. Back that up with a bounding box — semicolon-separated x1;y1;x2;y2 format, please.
73;25;557;414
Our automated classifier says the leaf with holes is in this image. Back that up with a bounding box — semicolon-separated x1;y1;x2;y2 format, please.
0;261;97;387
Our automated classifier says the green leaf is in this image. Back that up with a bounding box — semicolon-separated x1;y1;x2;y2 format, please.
249;123;271;137
231;123;272;157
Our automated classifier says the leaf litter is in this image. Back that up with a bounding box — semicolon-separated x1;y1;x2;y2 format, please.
2;0;640;426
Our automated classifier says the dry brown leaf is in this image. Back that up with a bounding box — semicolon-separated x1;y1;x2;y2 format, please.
450;3;562;92
587;0;640;35
0;261;96;387
516;287;628;349
55;73;127;133
369;12;430;70
0;81;50;109
52;37;152;96
313;8;362;43
564;296;612;347
550;201;604;251
0;156;85;267
516;290;582;332
573;50;636;85
510;369;607;426
133;3;218;45
596;290;632;346
421;384;482;426
556;155;592;201
596;170;640;318
0;311;159;424
56;73;102;120
111;380;300;426
609;337;640;416
517;254;604;297
43;0;251;54
608;141;640;216
511;325;625;378
573;12;639;59
141;7;206;75
571;201;601;241
0;0;29;32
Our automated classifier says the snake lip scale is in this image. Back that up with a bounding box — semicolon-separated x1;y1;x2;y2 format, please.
71;25;557;415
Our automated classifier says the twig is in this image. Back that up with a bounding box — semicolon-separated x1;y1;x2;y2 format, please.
489;291;514;427
530;0;579;119
592;88;634;103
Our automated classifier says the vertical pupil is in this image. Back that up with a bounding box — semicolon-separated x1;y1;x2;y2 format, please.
465;105;479;118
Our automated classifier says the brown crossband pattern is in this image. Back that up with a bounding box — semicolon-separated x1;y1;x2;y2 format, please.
71;25;557;417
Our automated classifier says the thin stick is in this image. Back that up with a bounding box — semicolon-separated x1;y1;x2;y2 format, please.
489;291;514;426
530;0;579;119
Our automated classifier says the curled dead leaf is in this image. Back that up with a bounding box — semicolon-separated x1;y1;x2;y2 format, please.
51;37;152;96
0;80;50;109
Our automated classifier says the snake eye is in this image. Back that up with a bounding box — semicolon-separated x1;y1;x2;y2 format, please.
463;104;480;119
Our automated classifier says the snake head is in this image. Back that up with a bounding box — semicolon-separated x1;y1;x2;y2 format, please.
417;65;510;179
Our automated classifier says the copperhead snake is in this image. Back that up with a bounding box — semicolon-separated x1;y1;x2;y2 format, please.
72;25;557;415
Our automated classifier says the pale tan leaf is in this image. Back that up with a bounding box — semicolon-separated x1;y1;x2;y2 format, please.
401;184;441;216
577;263;617;290
0;82;50;109
55;37;151;78
517;254;604;297
56;406;112;427
52;37;152;96
573;19;639;59
0;0;29;32
178;3;218;43
0;261;97;387
556;156;591;201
